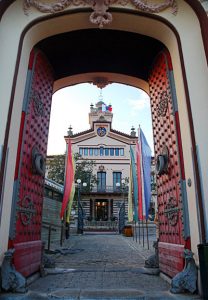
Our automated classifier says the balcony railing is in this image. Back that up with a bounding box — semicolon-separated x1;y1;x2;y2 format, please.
81;185;129;194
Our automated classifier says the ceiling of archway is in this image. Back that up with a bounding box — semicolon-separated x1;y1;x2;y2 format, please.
37;29;164;82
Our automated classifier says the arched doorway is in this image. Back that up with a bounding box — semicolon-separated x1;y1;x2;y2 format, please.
0;1;208;285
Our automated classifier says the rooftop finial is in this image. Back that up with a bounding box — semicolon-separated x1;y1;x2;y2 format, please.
131;126;136;137
67;125;73;136
99;89;103;101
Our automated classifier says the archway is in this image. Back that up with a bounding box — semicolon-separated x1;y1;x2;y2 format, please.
0;2;208;286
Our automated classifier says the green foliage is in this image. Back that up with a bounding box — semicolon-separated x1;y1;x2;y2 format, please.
74;153;97;192
47;155;65;185
47;153;97;190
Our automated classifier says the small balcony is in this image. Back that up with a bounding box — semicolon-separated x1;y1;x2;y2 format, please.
81;185;129;195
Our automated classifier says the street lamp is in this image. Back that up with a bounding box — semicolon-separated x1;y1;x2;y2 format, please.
117;179;126;233
77;179;87;234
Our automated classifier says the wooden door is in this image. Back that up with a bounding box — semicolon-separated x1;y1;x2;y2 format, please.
9;49;54;277
149;50;190;277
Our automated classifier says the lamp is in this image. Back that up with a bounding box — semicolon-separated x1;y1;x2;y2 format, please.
77;179;87;234
118;179;127;234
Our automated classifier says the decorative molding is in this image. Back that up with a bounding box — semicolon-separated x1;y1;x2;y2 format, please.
131;0;177;14
23;0;178;28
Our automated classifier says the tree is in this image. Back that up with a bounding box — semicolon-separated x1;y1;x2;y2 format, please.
73;153;97;191
47;154;65;185
47;153;97;189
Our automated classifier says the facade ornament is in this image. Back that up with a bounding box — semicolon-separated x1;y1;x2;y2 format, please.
156;145;169;176
93;76;110;88
17;195;36;226
157;91;169;117
23;0;178;28
32;90;45;117
32;146;46;176
199;0;208;15
144;240;159;268
1;249;27;293
164;196;179;226
170;249;197;294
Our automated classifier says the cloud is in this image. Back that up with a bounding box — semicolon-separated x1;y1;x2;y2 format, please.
127;96;150;112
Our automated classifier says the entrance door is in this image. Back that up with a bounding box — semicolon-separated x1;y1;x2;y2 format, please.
95;201;108;221
149;50;190;277
9;49;54;277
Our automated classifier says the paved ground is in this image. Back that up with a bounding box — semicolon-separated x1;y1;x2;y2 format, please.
0;231;201;300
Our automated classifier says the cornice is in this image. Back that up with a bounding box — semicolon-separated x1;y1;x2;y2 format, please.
23;0;178;28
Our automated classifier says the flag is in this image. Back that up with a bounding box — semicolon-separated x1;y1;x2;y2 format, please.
138;127;152;220
66;182;75;223
66;153;76;223
136;141;143;220
102;103;106;112
130;145;138;221
60;140;75;219
106;105;112;112
128;159;133;222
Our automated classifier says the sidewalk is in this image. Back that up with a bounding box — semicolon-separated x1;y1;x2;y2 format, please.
0;233;201;300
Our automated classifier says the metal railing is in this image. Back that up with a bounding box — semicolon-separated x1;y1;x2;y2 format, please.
84;220;118;231
81;185;129;194
42;221;65;251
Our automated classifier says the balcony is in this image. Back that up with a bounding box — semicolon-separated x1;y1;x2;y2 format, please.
81;185;129;195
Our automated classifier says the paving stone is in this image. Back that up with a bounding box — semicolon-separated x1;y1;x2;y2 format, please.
0;233;202;299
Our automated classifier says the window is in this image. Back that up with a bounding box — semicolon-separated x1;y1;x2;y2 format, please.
97;172;106;191
100;147;104;156
79;148;83;156
84;148;88;156
105;148;109;156
115;148;119;156
120;148;124;156
113;172;122;191
110;148;114;156
94;148;98;156
89;148;93;156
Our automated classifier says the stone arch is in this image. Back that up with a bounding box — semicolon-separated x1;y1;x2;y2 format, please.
0;2;207;280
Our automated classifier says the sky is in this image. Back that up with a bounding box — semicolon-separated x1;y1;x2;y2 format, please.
47;83;154;155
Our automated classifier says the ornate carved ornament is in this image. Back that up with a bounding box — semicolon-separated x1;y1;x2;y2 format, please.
17;196;36;226
23;0;178;29
157;90;169;117
164;196;179;226
32;90;45;117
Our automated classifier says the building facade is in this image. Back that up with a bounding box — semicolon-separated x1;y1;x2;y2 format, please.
64;100;154;224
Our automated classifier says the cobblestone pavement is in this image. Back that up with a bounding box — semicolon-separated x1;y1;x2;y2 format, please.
0;232;201;299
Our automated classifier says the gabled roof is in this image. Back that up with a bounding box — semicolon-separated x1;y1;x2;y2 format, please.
64;125;137;139
110;128;137;139
64;128;94;138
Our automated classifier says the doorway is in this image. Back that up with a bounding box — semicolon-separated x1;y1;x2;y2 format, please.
95;200;108;221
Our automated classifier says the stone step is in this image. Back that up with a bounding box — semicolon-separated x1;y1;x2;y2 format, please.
0;289;201;300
